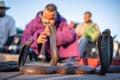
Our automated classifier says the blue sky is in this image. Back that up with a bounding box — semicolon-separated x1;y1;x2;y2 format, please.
4;0;120;41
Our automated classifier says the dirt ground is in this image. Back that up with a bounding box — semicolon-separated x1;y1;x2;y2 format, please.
0;72;120;80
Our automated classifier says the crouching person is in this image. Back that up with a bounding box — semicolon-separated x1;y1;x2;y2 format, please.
21;4;80;63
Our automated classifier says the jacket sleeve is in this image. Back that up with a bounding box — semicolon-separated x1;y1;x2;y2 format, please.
21;20;44;50
56;20;76;46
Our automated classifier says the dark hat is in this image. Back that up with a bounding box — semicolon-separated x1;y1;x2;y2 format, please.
0;1;10;10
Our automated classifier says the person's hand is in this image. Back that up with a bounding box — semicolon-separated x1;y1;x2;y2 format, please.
37;32;47;44
37;27;50;44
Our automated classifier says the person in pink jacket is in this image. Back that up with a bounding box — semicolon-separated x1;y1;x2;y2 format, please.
21;4;80;62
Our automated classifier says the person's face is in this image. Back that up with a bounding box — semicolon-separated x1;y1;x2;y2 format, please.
42;9;56;25
84;13;91;23
0;7;6;17
69;22;75;29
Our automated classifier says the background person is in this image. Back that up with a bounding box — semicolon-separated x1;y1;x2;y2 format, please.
75;11;100;57
0;0;16;53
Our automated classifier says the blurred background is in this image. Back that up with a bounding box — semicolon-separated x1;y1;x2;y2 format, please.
5;0;120;41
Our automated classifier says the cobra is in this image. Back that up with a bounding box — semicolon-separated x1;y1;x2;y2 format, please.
18;22;59;67
97;29;113;75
